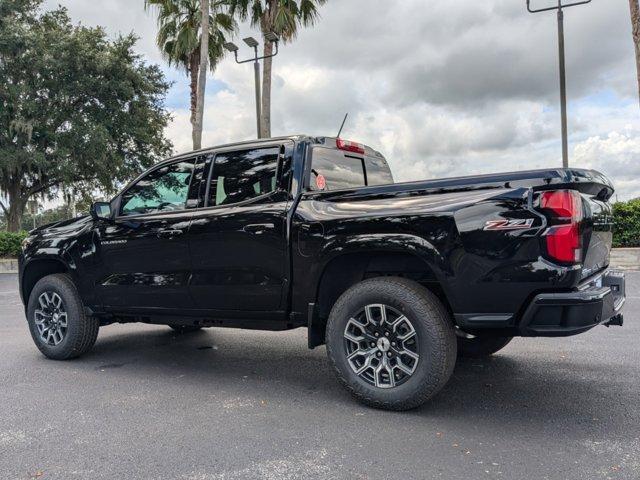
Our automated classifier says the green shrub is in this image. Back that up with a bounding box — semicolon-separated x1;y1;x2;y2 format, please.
0;231;28;258
612;199;640;248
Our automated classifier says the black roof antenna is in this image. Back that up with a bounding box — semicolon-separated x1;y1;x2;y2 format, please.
337;113;348;138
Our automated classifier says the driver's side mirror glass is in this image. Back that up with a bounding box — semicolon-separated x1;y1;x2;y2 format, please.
91;202;112;221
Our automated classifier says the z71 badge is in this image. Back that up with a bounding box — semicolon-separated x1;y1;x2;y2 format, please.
483;218;534;231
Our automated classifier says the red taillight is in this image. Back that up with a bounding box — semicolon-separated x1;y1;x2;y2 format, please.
545;224;581;263
539;190;583;264
336;138;365;155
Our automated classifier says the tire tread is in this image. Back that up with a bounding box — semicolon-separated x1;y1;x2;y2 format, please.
326;277;456;411
27;273;99;360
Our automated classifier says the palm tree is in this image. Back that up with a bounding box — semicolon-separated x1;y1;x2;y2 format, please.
145;0;235;149
631;0;640;107
229;0;327;138
194;0;210;149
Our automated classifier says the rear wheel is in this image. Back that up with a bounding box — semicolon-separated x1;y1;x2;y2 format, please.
456;335;513;358
27;274;99;360
325;277;456;411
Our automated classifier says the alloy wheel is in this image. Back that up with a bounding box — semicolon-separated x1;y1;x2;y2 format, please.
343;304;420;389
34;291;68;346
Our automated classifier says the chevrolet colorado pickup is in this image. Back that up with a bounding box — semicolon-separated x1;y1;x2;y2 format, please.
19;135;626;410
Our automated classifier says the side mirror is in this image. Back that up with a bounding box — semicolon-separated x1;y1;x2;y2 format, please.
90;202;112;221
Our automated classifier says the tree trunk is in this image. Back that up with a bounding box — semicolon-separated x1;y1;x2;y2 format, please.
193;0;210;150
189;51;200;148
5;186;27;232
261;40;273;138
67;189;76;218
631;0;640;107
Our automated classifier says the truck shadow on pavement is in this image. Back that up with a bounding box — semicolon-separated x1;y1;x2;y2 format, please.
80;325;631;432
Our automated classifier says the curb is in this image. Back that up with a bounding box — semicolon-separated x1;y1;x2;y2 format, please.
609;248;640;271
0;258;18;274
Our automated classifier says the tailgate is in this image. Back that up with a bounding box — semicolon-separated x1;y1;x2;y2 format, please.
533;169;615;281
581;194;614;279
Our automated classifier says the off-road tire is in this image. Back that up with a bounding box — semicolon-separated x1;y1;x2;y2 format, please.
325;277;457;411
457;336;513;358
27;274;99;360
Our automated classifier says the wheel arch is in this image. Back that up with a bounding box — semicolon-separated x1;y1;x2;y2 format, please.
21;258;71;307
308;245;454;348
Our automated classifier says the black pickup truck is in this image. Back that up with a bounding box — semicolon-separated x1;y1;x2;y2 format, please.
19;135;626;410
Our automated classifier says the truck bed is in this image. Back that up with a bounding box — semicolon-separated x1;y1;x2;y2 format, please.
308;168;614;201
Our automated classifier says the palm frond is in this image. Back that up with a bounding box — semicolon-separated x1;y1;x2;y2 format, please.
273;4;298;40
225;0;325;42
298;0;324;26
146;0;238;74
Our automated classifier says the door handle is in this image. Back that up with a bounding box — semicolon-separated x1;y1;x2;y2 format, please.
243;223;275;235
157;229;184;238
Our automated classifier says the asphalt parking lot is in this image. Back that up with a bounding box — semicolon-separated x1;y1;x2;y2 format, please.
1;273;639;480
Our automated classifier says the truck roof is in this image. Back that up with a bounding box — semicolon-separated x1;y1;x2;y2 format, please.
164;135;385;165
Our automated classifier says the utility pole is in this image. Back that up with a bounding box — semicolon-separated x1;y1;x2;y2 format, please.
224;33;279;139
527;0;592;168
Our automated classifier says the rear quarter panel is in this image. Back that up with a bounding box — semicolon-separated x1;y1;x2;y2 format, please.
293;186;581;323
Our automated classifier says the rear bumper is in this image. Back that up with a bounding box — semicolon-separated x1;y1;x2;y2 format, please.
519;269;625;337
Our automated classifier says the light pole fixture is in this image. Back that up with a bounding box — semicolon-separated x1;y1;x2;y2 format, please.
224;33;280;139
527;0;591;169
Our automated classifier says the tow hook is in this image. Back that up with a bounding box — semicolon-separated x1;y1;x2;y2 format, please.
605;314;623;327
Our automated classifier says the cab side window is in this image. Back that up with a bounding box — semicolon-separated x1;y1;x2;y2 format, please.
120;160;195;216
207;147;280;207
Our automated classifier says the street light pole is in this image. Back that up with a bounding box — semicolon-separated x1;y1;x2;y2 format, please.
224;34;280;140
527;0;591;169
252;47;262;139
557;5;569;168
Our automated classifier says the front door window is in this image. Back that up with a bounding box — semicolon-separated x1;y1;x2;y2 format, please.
120;160;195;216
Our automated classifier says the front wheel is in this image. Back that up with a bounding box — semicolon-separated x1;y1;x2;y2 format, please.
325;277;457;411
26;274;99;360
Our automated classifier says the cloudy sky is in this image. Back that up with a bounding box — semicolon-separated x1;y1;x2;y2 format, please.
44;0;640;200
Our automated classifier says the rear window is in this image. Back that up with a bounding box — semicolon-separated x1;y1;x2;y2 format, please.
365;157;394;186
309;146;393;191
309;146;365;191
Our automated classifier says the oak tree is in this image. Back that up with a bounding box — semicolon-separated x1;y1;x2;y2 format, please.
0;0;173;231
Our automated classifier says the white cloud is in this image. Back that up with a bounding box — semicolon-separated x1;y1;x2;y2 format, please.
43;0;162;62
573;130;640;200
45;0;640;200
